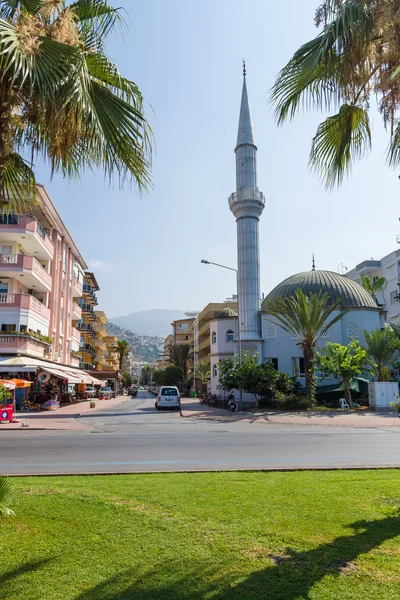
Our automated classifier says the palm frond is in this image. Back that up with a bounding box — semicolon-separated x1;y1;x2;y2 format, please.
309;104;371;188
0;475;15;518
2;152;36;210
70;0;126;50
0;1;42;20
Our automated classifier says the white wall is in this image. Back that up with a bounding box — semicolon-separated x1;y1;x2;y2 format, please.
209;318;236;395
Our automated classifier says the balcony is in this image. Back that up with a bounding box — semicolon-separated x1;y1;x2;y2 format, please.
0;254;52;292
80;342;96;357
0;293;50;321
71;327;80;342
72;301;82;320
72;276;83;297
0;332;50;359
0;214;54;260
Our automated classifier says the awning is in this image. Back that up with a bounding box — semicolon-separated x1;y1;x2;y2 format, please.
41;367;82;384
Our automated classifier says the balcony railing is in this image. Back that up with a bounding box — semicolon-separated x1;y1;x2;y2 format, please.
80;342;96;356
0;254;52;289
73;276;83;295
0;293;50;320
228;188;265;207
72;301;82;318
0;214;53;256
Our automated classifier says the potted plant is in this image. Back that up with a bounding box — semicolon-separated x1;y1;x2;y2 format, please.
391;396;400;418
90;401;96;409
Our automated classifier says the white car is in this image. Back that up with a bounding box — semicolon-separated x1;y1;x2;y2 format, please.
98;386;115;399
155;386;181;410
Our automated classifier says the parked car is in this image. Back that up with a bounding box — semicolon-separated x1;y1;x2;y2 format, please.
155;386;181;410
129;386;138;397
85;386;97;398
98;386;115;399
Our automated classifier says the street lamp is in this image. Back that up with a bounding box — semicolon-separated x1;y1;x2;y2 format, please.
201;258;242;410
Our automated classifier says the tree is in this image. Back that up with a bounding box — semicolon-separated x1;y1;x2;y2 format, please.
0;384;11;404
0;0;152;211
153;365;183;387
122;372;133;389
316;340;371;407
197;360;211;389
167;344;192;380
140;365;152;386
0;476;15;518
218;354;293;407
115;340;130;372
266;290;346;405
360;275;386;298
270;1;400;188
364;328;400;382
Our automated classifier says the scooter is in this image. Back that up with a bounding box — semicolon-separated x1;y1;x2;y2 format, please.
227;393;236;412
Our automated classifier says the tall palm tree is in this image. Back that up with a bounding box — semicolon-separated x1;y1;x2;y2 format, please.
0;476;15;518
360;275;386;298
0;0;152;210
271;0;400;188
364;328;400;381
167;344;192;380
266;290;345;403
115;339;130;372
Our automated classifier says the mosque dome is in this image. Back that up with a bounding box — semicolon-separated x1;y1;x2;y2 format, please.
215;307;238;318
261;270;378;311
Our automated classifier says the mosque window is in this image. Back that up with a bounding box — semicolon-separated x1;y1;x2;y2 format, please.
226;330;234;343
347;323;358;339
265;324;276;339
266;358;279;370
213;364;217;378
212;331;216;344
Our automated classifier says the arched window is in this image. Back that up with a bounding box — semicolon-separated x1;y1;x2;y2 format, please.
226;330;234;343
213;364;217;378
212;331;216;344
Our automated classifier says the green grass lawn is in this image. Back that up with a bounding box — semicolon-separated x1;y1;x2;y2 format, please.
1;471;400;599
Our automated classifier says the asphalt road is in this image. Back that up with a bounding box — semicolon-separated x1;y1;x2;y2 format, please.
1;391;400;475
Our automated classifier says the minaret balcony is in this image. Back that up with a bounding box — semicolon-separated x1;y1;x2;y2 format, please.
229;188;265;207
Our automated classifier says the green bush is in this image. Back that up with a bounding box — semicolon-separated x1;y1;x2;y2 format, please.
259;392;312;410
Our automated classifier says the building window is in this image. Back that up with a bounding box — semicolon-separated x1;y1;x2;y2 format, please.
319;327;329;338
265;324;276;339
212;331;216;344
213;364;217;378
266;358;279;370
391;291;398;304
292;357;305;378
226;330;234;343
347;323;358;339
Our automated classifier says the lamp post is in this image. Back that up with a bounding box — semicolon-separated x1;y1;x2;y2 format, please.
201;259;243;410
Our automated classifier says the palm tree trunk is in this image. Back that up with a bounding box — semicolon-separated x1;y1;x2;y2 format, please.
303;346;316;407
0;85;13;196
343;378;353;409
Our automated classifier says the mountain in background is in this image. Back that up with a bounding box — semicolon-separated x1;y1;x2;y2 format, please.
106;322;164;364
110;309;186;338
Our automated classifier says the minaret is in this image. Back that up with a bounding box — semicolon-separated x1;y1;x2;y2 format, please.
229;63;265;346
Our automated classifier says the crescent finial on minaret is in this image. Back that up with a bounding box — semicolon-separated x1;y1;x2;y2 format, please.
243;60;246;77
312;254;316;271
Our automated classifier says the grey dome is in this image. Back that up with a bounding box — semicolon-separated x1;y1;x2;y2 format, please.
261;270;378;311
216;307;238;318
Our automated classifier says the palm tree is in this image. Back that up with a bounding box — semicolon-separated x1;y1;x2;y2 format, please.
0;1;152;211
360;275;386;298
266;290;345;404
115;339;130;372
197;360;211;390
0;476;15;518
364;328;400;382
270;1;400;188
167;344;192;380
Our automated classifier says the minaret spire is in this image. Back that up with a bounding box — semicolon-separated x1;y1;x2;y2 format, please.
312;254;316;271
229;65;265;345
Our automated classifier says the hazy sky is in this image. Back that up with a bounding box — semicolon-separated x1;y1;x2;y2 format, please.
34;0;400;317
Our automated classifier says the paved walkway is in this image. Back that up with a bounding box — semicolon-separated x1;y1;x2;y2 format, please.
0;395;129;431
181;398;400;428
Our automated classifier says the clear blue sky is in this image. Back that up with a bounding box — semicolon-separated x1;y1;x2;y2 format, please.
34;0;400;318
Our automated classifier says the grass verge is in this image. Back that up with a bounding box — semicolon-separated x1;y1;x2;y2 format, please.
1;470;400;599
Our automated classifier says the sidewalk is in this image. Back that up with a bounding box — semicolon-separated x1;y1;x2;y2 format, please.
0;395;129;431
181;398;400;428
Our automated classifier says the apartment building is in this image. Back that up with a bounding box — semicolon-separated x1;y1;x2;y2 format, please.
347;249;400;324
0;184;87;366
76;272;99;371
93;310;108;371
172;317;194;345
188;302;237;366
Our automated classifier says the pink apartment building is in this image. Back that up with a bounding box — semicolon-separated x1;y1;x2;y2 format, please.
0;184;86;367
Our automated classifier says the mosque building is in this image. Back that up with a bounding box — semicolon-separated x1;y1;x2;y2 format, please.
209;67;383;401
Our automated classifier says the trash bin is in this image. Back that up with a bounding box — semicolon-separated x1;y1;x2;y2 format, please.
191;390;196;398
